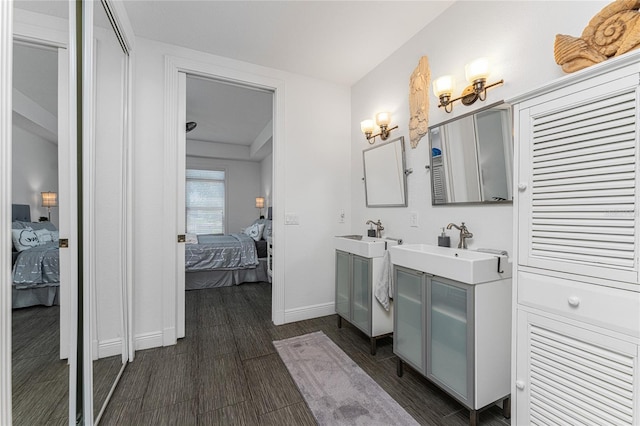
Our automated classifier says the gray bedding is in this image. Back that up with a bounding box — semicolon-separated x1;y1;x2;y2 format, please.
12;242;60;287
186;233;259;272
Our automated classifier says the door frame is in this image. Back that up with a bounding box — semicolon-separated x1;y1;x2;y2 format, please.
163;56;286;345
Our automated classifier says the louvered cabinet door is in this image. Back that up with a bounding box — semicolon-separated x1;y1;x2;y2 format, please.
515;310;638;425
517;75;640;283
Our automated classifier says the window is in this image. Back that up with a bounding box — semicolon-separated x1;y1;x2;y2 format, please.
186;169;225;235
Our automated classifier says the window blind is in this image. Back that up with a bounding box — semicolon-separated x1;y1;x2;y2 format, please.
186;169;225;235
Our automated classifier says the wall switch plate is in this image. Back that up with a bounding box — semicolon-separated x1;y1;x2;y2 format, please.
338;209;345;223
409;211;419;227
285;213;300;225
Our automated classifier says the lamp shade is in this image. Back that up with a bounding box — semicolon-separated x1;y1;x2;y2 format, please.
255;197;265;209
433;75;454;97
41;191;58;208
375;112;391;127
465;57;490;83
360;119;374;134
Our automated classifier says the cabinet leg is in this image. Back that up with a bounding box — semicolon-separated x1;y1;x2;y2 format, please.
503;396;511;419
370;337;377;355
396;358;403;377
337;316;342;328
469;409;478;426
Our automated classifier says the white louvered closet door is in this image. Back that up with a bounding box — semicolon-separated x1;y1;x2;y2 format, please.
516;311;638;426
517;75;640;284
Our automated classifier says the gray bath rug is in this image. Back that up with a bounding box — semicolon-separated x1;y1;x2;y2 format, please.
273;331;419;425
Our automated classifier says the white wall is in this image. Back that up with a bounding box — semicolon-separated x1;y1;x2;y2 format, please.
261;153;273;211
186;155;262;233
132;37;351;346
12;125;58;225
351;1;608;254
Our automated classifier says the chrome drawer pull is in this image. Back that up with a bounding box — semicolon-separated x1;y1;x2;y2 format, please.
568;296;580;307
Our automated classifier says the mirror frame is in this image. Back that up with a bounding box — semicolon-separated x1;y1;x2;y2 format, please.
428;101;513;206
363;136;409;208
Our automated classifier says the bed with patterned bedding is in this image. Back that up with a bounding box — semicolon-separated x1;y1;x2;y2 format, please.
185;217;272;289
11;204;60;308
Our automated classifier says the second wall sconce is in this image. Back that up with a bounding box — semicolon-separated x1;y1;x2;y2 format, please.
360;112;398;144
433;57;504;113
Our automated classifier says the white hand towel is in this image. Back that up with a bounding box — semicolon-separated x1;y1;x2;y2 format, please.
374;250;392;311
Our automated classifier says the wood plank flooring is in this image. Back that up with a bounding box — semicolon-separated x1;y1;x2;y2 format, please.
12;305;68;426
101;283;511;425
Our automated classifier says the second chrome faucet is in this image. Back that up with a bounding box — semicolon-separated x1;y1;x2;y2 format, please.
446;222;473;249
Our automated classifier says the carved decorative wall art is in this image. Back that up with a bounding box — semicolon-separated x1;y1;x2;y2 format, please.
555;0;640;73
408;56;430;148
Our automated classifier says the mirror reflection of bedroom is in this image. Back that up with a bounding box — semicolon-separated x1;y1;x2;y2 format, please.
11;41;67;424
183;75;274;339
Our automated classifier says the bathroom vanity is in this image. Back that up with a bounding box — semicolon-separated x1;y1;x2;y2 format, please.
390;244;512;425
334;235;398;355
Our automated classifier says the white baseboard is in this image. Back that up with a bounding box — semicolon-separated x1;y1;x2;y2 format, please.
97;338;123;359
284;301;335;323
134;331;164;351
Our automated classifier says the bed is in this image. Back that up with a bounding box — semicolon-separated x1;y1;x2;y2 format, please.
11;204;60;308
185;209;272;290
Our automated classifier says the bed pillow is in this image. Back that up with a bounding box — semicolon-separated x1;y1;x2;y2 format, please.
244;223;264;241
12;229;40;252
25;221;57;231
34;229;53;244
263;219;272;239
12;221;25;229
50;230;59;243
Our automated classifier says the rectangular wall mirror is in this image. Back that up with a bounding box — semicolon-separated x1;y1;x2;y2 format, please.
363;136;409;207
429;102;513;205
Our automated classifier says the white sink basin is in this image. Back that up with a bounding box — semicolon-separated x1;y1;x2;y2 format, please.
389;244;511;284
335;235;389;258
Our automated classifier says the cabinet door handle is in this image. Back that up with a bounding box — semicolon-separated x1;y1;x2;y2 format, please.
515;380;525;390
518;183;527;191
568;296;580;307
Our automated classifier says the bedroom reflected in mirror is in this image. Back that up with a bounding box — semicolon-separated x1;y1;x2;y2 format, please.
11;29;68;424
429;102;513;205
362;136;409;207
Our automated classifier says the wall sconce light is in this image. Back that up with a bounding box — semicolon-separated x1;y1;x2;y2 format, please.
255;197;265;219
41;191;58;221
360;112;399;144
433;58;504;113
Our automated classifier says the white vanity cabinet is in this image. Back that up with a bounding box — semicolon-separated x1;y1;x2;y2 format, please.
393;266;512;425
511;51;640;424
335;249;393;354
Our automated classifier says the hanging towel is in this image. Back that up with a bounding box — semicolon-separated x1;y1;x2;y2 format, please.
374;250;393;311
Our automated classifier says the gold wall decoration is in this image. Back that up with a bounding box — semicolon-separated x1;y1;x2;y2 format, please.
555;0;640;73
408;56;430;149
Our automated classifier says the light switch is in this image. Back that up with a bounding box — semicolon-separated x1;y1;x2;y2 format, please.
409;211;419;227
285;213;300;225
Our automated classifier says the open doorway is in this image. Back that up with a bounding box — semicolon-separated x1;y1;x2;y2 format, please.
181;74;274;335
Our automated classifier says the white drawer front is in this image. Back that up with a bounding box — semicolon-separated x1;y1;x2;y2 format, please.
518;271;640;338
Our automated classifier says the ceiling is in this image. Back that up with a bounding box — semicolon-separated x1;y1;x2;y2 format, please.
123;1;454;87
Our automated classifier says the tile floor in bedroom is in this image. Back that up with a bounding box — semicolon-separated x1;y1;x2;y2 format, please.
100;282;511;425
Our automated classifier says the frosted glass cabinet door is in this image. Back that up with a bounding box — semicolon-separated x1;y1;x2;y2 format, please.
394;267;425;373
428;278;472;401
351;255;371;333
335;250;350;319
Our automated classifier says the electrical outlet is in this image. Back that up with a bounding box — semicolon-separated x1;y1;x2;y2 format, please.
338;209;345;223
409;211;419;227
285;213;300;225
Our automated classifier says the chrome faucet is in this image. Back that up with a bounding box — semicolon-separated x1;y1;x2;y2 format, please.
446;222;473;249
366;219;384;238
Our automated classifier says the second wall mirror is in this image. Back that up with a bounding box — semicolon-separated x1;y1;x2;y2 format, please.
429;102;513;205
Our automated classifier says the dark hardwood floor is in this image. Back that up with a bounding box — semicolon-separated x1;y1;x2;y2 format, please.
12;305;68;426
100;283;511;425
